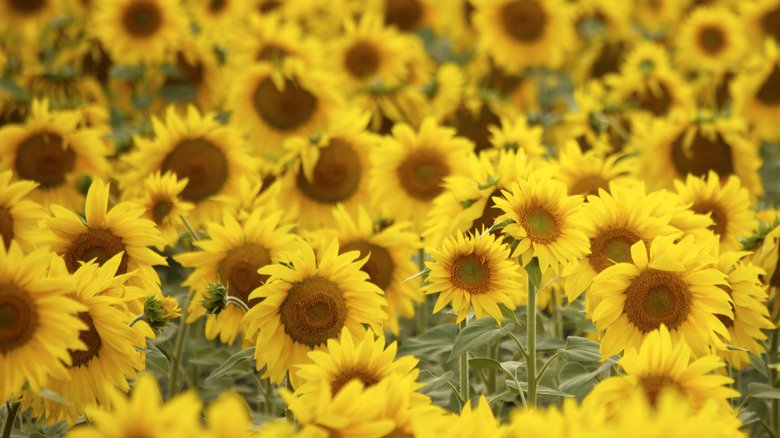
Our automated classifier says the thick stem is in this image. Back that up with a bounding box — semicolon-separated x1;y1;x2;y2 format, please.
286;375;295;423
2;402;20;438
526;273;538;406
459;319;470;411
167;298;190;399
772;328;779;437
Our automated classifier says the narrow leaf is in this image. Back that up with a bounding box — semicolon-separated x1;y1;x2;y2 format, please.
418;370;455;395
448;318;514;362
205;347;256;382
557;336;603;362
143;343;170;376
499;303;522;328
505;379;572;397
40;388;70;406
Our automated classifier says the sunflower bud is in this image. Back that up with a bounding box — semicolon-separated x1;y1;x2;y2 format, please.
139;295;182;330
201;281;229;316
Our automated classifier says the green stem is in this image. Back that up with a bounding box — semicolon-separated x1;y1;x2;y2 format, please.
167;299;190;399
2;402;20;438
180;215;201;241
527;272;538;406
446;381;466;407
286;375;295;423
226;296;250;313
459;319;470;411
551;288;563;339
771;328;779;437
508;332;529;363
487;340;499;394
415;248;427;335
536;353;559;382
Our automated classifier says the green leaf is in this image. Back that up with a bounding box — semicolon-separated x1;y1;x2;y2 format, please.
505;379;572;397
0;77;30;101
479;220;513;238
557;336;605;363
750;352;768;378
418;370;455;395
29;433;47;438
40;388;70;406
160;84;198;103
499;303;522;328
402;266;430;284
469;358;504;371
205;347;256;382
725;344;749;352
747;382;780;399
536;336;566;351
525;257;542;291
558;362;610;397
500;361;525;375
448;318;514;362
143;343;170;376
397;323;458;358
109;65;144;81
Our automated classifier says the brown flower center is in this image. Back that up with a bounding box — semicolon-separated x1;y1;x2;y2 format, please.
217;244;272;308
151;199;172;225
715;285;735;329
161;138;229;202
670;130;734;180
756;64;780;106
15;133;76;189
258;0;280;13
166;52;205;88
397;149;450;201
208;0;227;13
340;240;395;290
631;82;672;116
0;208;13;249
640;375;685;406
697;25;726;55
345;41;380;78
569;174;609;197
771;245;780;288
590;41;625;79
384;0;422;31
469;190;504;236
589;228;641;273
279;276;347;348
501;0;547;43
330;368;381;396
68;311;102;368
252;77;318;131
9;0;46;14
520;206;561;244
447;105;501;153
451;253;492;294
762;6;780;43
624;268;691;333
122;1;163;38
256;45;290;63
65;229;129;274
691;202;727;237
296;139;362;204
0;282;38;354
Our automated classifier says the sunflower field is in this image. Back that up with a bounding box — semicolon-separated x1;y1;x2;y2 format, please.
3;0;780;436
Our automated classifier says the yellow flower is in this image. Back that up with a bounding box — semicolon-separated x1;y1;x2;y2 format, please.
493;176;590;275
424;230;523;324
674;6;747;73
590;235;732;358
472;0;574;72
552;140;637;197
585;325;739;416
67;373;204;438
242;238;387;383
0;243;86;403
175;207;299;346
92;0;188;65
731;40;780;142
0;99;110;210
0;170;46;252
125;170;194;250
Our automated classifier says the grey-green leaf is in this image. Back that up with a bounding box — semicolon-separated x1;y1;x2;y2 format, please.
469;358;504;371
143;343;170;376
40;388;70;406
525;257;542;291
418;370;455;395
747;382;780;399
448;318;514;362
557;336;604;363
205;347;256;382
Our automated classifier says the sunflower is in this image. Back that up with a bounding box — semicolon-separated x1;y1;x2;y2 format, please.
275;110;377;230
0;243;87;403
242;238;387;383
493;175;590;275
329;205;422;335
740;0;780;46
0;170;46;252
161;35;225;111
68;373;205;438
0;0;61;35
202;392;256;438
644;189;717;244
370;118;473;232
562;182;683;304
589;235;732;358
747;217;780;292
632;0;684;35
635;112;764;200
91;0;188;65
123;105;259;228
472;0;574;72
673;171;757;253
227;59;344;160
713;251;775;369
467;53;539;112
485;115;548;161
571;37;636;86
227;13;322;70
432;0;478;52
440;94;516;154
441;396;505;437
20;255;154;425
0;99;110;211
585;325;738;417
731;40;780;142
294;326;420;403
174;207;299;346
363;0;436;33
674;6;747;73
125;170;194;251
424;230;523;323
328;12;415;93
552;140;637;197
40;179;167;302
423;150;542;248
185;0;249;44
